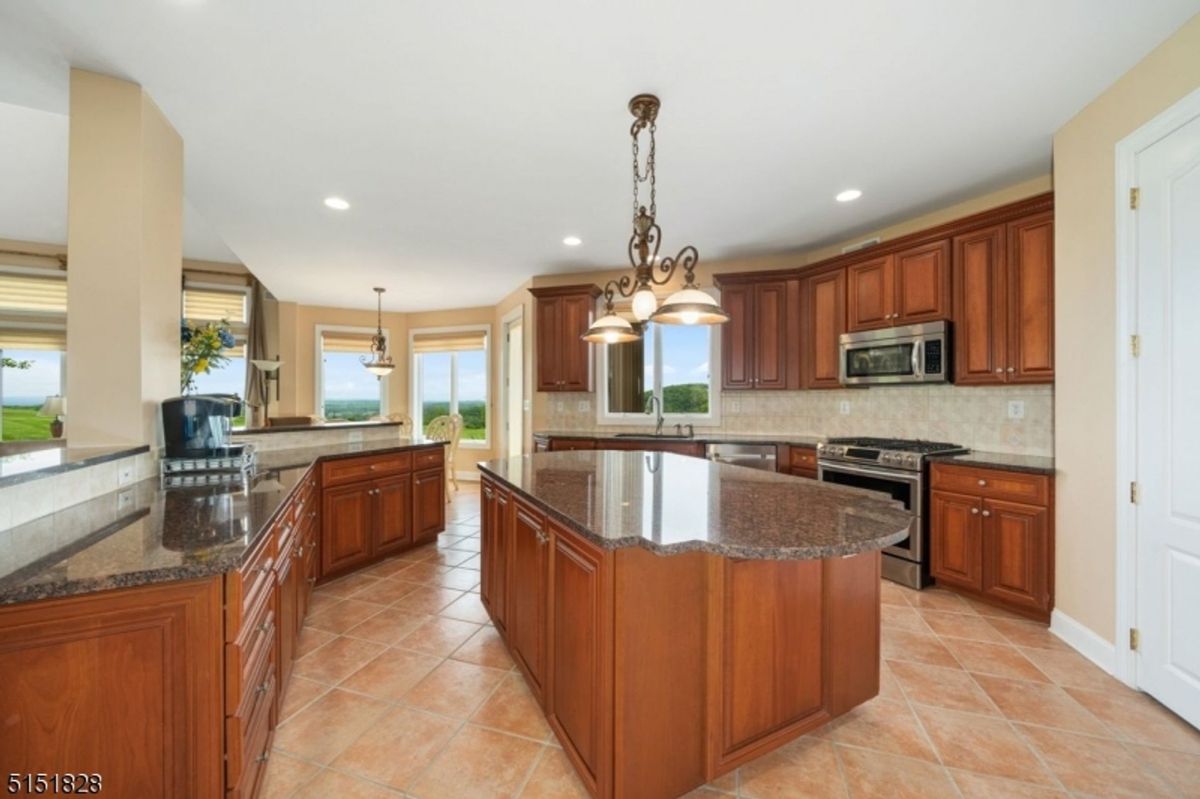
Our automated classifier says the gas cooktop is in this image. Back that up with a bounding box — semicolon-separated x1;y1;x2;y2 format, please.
817;437;968;471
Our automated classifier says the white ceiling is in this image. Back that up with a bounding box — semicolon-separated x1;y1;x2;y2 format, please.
0;1;1196;311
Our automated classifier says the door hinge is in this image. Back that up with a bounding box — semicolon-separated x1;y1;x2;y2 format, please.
1130;187;1140;210
1130;481;1140;504
1130;627;1140;651
1130;334;1140;357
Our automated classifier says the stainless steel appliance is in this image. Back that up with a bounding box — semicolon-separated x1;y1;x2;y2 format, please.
707;442;778;471
160;395;254;486
839;320;950;385
817;437;967;588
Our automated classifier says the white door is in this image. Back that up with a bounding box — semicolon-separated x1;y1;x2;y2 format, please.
1135;108;1200;729
505;318;524;458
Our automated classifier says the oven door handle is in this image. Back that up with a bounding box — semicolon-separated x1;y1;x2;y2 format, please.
818;462;921;484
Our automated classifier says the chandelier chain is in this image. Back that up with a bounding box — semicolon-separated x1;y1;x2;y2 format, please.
631;120;657;222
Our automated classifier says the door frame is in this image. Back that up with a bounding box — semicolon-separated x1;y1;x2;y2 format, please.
500;305;526;458
1113;85;1200;687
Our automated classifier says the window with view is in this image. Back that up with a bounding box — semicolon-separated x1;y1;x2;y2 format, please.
603;320;715;421
411;328;488;444
183;282;249;425
318;329;387;421
0;268;67;441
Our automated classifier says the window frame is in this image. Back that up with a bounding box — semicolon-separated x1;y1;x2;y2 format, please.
315;324;391;420
408;324;491;449
596;308;722;428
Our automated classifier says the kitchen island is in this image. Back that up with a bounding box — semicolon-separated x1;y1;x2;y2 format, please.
478;450;912;799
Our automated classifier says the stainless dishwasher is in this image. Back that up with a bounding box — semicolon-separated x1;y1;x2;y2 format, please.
706;442;777;471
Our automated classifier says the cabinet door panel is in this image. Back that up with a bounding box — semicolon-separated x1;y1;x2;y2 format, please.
374;474;412;556
536;296;561;391
802;269;846;389
510;502;549;699
982;499;1050;611
753;281;788;389
1007;213;1055;383
894;240;951;324
559;294;594;391
413;468;445;544
930;491;983;591
847;255;894;331
321;484;373;576
721;284;754;389
953;226;1007;385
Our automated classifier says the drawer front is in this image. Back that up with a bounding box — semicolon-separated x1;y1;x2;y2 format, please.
789;446;817;471
225;658;275;790
225;530;276;641
413;446;445;470
225;599;276;715
322;451;413;487
931;463;1050;506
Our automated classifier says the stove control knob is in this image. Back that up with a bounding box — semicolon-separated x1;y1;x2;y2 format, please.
905;455;919;469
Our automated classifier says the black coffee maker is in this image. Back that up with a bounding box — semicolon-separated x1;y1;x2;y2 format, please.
161;394;244;458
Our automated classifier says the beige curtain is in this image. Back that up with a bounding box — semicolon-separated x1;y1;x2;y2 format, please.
243;279;269;408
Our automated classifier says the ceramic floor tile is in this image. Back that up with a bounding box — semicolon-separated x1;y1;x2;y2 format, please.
918;609;1009;643
880;580;914;607
307;592;344;615
408;724;543;799
737;736;848;799
343;607;431;645
1126;743;1200;795
279;674;331;723
517;746;590;798
296;625;337;657
1015;645;1135;693
829;697;938;762
984;617;1071;651
402;658;509;719
438;591;492;624
317;572;384;599
887;659;998;715
962;597;1031;620
305;598;387;634
331;705;460;789
471;672;552;740
431;566;482;591
1064;685;1200;753
362;556;418;578
291;769;404;798
293;635;388;684
272;688;390;764
835;745;958;798
881;604;931;633
914;705;1055;786
972;673;1110;735
348;577;424;606
400;561;453;585
339;646;444;701
1017;722;1177;798
459;553;482;571
391;585;467;615
258;750;320;799
903;587;976;613
881;627;960;668
398;615;483;657
877;660;907;703
939;637;1050;683
451;625;516;670
424;548;476;567
949;770;1070;798
398;544;439;562
447;536;481;553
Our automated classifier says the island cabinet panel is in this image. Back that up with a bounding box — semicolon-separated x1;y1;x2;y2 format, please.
480;477;511;634
412;467;446;543
548;519;614;797
0;577;224;799
321;482;374;575
509;498;551;700
801;268;847;389
531;285;600;392
373;473;413;556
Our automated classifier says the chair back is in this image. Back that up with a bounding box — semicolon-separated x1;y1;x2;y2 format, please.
385;413;415;437
424;414;464;465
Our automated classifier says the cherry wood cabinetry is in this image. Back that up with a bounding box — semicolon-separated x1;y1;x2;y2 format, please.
801;268;846;389
532;284;601;392
374;474;413;555
777;444;818;479
1006;212;1055;383
534;434;706;459
930;463;1054;619
320;482;373;575
847;240;951;332
413;468;446;543
722;280;789;390
509;497;551;701
480;476;511;634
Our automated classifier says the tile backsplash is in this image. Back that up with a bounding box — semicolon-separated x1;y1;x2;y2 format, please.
536;384;1053;456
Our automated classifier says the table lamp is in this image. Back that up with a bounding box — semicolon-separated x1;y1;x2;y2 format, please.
38;394;66;438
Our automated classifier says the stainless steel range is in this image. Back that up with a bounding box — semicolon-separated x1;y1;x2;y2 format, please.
817;437;968;589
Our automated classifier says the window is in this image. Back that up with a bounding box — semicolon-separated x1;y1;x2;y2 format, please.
317;328;387;420
601;320;717;423
0;267;67;441
183;281;249;424
411;328;489;445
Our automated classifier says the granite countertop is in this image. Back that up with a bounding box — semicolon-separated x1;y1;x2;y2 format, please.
533;430;825;447
234;420;402;436
479;450;912;560
0;444;150;488
0;439;443;606
930;450;1055;475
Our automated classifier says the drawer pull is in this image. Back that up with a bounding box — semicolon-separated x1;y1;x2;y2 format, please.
369;464;377;471
535;530;549;545
255;751;270;764
981;510;992;517
257;620;273;635
255;679;271;695
971;507;980;515
977;479;987;486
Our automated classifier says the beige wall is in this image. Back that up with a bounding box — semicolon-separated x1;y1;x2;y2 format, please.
1052;14;1200;645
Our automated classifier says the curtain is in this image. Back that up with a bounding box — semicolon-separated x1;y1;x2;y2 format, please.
243;279;269;409
411;329;487;353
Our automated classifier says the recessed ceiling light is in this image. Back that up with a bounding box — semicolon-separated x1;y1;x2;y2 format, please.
562;235;583;247
324;196;350;210
836;189;863;203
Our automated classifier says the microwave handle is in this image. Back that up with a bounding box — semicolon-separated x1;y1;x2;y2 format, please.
912;340;923;379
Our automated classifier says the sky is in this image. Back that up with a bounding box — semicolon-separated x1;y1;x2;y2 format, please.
655;324;710;386
0;349;63;404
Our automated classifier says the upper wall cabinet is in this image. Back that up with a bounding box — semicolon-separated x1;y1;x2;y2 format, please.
801;268;846;389
846;240;951;332
531;285;601;392
953;212;1054;384
721;280;790;390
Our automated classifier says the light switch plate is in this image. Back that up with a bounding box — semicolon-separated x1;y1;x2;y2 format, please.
577;400;590;412
839;400;851;416
116;489;135;511
117;463;134;486
1007;400;1025;420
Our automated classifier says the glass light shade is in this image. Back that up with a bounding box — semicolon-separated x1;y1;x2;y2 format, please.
631;287;658;321
582;312;641;344
251;358;284;373
38;395;66;417
363;359;395;377
650;287;730;325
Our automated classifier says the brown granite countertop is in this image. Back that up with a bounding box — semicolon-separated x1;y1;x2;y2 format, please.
234;420;403;436
930;450;1055;475
533;431;825;447
0;444;150;488
479;451;911;560
0;439;443;606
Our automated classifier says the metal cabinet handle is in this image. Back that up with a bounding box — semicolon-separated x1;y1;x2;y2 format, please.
995;368;1004;374
256;620;272;634
1006;367;1015;373
981;510;992;517
971;507;980;515
255;751;270;764
535;530;549;545
255;679;270;695
977;479;987;486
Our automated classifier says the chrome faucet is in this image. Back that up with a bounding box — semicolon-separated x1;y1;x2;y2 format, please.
645;395;664;436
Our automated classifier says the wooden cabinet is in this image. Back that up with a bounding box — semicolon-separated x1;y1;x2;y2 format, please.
930;463;1054;618
532;284;601;392
509;498;551;701
846;240;951;332
480;477;511;634
373;474;412;556
779;444;817;479
801;268;846;389
321;482;373;575
721;280;789;390
953;212;1054;385
0;578;224;799
276;529;300;692
413;468;446;543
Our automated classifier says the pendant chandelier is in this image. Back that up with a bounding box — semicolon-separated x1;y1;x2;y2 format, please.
362;287;395;377
583;94;730;344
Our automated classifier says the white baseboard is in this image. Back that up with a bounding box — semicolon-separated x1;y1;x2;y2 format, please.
1051;609;1118;675
453;470;481;483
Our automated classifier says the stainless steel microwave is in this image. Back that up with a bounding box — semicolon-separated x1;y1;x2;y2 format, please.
838;321;950;385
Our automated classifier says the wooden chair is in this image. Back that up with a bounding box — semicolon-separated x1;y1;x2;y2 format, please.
377;412;415;438
424;413;464;501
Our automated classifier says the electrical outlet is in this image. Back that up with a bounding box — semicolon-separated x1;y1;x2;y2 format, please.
730;400;741;414
1007;400;1025;420
839;400;851;416
555;401;565;412
116;489;135;512
117;463;134;486
349;430;364;443
577;400;590;412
